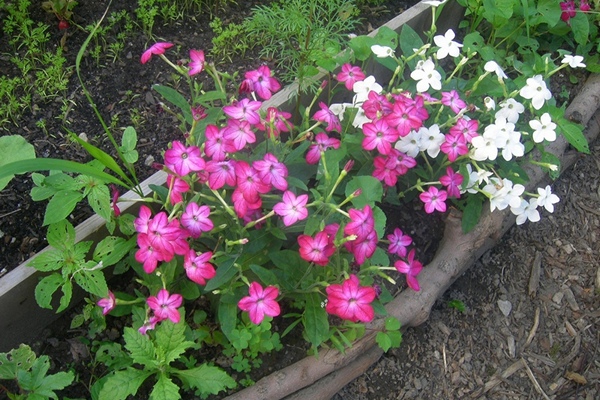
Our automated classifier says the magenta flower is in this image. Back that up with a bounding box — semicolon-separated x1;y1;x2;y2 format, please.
560;1;576;22
164;141;205;177
258;107;293;138
298;231;335;266
184;250;215;285
205;159;237;190
440;132;468;162
344;205;375;241
346;230;378;265
110;185;120;217
147;289;183;323
580;0;591;11
441;90;467;114
439;167;463;199
362;118;398;155
97;291;116;315
253;153;288;191
373;155;399;187
449;118;479;143
181;202;213;238
166;175;190;205
204;124;228;161
273;191;309;226
223;98;262;125
134;205;153;234
188;49;205;76
388;148;417;175
387;228;412;258
235;161;271;201
313;102;341;132
419;186;448;214
362;91;393;120
139;316;161;335
305;133;341;164
394;249;423;291
135;233;166;273
238;282;281;324
191;105;207;121
141;42;173;64
222;119;256;151
243;65;281;100
325;274;376;323
232;188;262;219
336;64;366;91
385;99;426;137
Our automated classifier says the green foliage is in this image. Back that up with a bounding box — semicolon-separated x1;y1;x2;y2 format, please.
209;17;249;63
375;317;402;352
242;0;360;90
448;299;466;313
0;344;74;399
95;322;236;399
0;136;36;191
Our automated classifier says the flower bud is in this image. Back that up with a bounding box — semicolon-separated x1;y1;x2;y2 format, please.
343;159;355;173
192;105;207;121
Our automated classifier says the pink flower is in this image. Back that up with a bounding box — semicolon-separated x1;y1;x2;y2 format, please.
164;141;205;177
560;1;576;22
439;167;463;199
325;274;376;323
385;97;427;137
191;105;207;121
362;91;393;120
362;118;398;155
204;124;229;161
166;175;190;204
205;159;237;190
222;119;256;151
110;185;121;216
223;98;262;125
253;153;288;191
188;49;205;76
387;148;417;175
139;316;161;335
345;230;378;265
419;187;448;214
243;65;281;100
298;231;335;266
373;155;399;187
344;205;375;241
135;233;166;274
134;205;153;234
273;191;309;226
441;90;467;114
238;282;281;324
235;161;271;202
440;132;468;162
580;0;591;12
258;107;293;138
306;133;341;164
387;228;412;258
313;102;341;132
141;42;173;64
336;64;366;91
449;118;479;143
97;291;116;315
232;188;262;219
147;289;183;323
181;202;213;238
184;250;215;285
394;249;423;291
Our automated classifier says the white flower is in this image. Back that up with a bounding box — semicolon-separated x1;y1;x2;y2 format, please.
505;180;525;208
536;185;560;213
495;99;524;124
423;0;447;6
529;112;557;143
419;124;445;158
470;130;499;161
511;198;540;225
394;129;422;157
410;59;442;92
519;75;552;110
492;118;524;161
371;45;395;58
461;164;480;194
484;96;496;111
353;75;382;104
562;55;586;68
433;29;463;59
484;61;508;79
352;107;370;128
483;178;510;211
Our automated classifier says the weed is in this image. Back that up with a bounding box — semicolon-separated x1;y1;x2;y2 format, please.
209;17;249;63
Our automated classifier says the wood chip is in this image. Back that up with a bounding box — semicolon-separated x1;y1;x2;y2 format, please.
565;319;577;337
522;357;551;400
525;307;540;347
470;360;524;398
562;287;580;311
529;251;542;297
565;371;587;385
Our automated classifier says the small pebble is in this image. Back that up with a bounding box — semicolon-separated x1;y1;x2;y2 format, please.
497;300;512;317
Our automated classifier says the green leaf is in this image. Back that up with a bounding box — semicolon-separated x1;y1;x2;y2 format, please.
249;264;279;286
43;190;84;226
0;344;36;380
155;320;193;365
346;176;383;207
570;12;589;45
34;273;64;310
537;0;561;26
28;250;65;272
31;370;74;398
93;236;136;267
97;368;153;400
399;24;423;59
376;332;392;352
558;118;589;154
349;35;376;61
204;256;237;292
0;135;36;190
303;293;329;348
462;196;483;233
121;126;138;151
123;327;157;367
74;266;108;297
56;279;73;313
217;297;239;341
150;374;180;400
173;364;236;397
384;316;401;331
87;183;112;221
0;158;128;188
46;219;75;252
153;84;193;125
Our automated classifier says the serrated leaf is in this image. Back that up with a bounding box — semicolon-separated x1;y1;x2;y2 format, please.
123;327;157;367
155;320;193;365
173;364;236;396
28;250;65;272
97;368;153;400
0;344;36;380
32;370;74;398
303;293;329;348
35;273;64;310
0;135;36;190
87;183;112;221
93;236;136;267
150;374;181;400
46;220;76;251
43;190;84;226
74;266;108;297
376;332;392;352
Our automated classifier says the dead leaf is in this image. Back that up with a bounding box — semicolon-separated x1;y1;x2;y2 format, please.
565;371;587;385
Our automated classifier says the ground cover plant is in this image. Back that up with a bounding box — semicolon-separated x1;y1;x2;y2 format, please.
0;0;598;398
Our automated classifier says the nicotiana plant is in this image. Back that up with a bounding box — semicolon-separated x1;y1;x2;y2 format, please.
0;1;590;398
